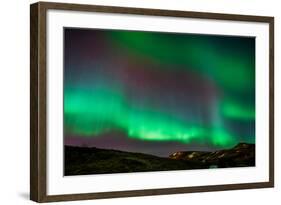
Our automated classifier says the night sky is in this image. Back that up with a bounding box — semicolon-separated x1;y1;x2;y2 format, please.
64;28;255;157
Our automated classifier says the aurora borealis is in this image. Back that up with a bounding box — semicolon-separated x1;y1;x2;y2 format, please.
64;28;255;157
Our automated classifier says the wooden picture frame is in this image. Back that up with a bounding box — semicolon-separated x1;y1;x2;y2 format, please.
30;1;274;202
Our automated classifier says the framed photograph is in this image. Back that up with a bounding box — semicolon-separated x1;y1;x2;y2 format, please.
30;1;274;202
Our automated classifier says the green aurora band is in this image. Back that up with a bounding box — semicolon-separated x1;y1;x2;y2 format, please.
65;86;235;146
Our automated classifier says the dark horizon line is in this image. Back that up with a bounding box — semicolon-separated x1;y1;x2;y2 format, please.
64;141;255;158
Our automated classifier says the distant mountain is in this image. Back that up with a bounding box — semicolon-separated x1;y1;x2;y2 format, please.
64;143;255;176
169;143;255;168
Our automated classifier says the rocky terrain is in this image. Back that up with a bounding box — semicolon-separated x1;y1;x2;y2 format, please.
169;143;255;168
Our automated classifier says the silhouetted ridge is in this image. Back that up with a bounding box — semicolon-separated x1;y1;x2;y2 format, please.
64;143;255;176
